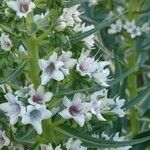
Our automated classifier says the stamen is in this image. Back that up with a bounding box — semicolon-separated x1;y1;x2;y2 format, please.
45;62;55;75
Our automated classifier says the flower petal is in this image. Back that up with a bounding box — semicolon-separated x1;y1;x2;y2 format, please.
73;115;85;127
59;109;72;119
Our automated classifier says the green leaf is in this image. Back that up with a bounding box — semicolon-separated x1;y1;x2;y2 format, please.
0;61;27;84
123;82;150;109
69;10;128;43
14;128;37;144
0;23;19;37
55;126;150;148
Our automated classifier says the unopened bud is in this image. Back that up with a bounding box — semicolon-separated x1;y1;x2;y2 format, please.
55;21;67;32
5;8;14;18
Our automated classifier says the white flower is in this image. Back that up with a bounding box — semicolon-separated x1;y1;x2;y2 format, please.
15;84;33;98
33;11;49;23
28;85;53;105
90;99;106;121
18;45;27;55
129;26;142;39
58;5;82;28
82;24;95;49
90;90;126;119
0;130;10;149
74;23;95;49
76;50;110;86
0;93;25;125
92;61;110;87
141;23;150;33
123;20;136;33
59;93;90;127
111;97;125;118
7;0;36;18
108;19;123;34
39;52;64;85
90;89;125;120
40;143;62;150
90;89;109;121
22;105;52;134
66;138;87;150
76;50;98;77
0;33;12;51
58;51;77;75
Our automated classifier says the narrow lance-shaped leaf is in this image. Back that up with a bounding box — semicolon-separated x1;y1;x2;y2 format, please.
55;126;150;148
69;10;128;43
0;23;19;37
14;128;37;144
123;82;150;109
0;61;27;84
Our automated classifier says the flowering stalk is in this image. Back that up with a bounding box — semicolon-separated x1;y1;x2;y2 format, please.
127;0;139;136
25;37;40;88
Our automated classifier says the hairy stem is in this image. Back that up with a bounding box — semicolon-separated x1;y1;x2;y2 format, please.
25;37;40;88
127;0;139;136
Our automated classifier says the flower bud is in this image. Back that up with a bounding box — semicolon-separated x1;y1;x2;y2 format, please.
5;8;14;18
55;21;67;32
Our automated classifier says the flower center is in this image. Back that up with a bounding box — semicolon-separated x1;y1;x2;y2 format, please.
79;63;88;72
0;135;5;145
9;103;21;115
18;0;29;13
69;105;82;116
3;40;11;48
30;109;41;120
45;62;55;75
32;94;43;104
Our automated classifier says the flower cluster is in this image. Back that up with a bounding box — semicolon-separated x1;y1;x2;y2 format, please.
108;7;150;38
56;5;95;49
0;0;142;149
60;89;125;127
39;50;110;86
40;138;87;150
0;85;52;135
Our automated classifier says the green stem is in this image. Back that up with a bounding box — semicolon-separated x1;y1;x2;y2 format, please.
127;0;139;136
25;37;40;88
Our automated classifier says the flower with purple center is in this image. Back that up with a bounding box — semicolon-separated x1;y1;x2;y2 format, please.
7;0;36;18
39;52;65;85
76;50;98;77
22;104;52;134
59;93;90;127
76;50;110;86
28;85;53;105
0;130;10;149
0;93;25;125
